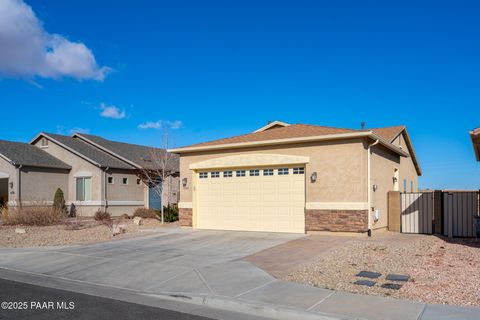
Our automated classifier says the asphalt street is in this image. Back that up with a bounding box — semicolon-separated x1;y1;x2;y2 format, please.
0;278;213;320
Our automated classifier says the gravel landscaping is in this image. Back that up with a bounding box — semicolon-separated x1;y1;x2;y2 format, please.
285;233;480;307
0;218;176;248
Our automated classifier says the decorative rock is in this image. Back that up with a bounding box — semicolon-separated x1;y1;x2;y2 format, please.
112;224;127;236
386;274;410;282
133;217;143;226
381;283;403;290
353;280;376;287
15;228;26;234
356;271;382;279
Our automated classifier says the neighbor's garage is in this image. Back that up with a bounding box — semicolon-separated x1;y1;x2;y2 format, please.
195;166;306;233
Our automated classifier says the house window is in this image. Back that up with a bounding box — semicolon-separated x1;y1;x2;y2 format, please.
211;171;220;178
410;181;414;192
293;167;304;175
199;172;208;179
223;171;233;178
249;169;259;176
107;176;114;184
76;177;92;201
122;178;128;185
263;169;274;176
236;170;246;177
278;168;289;175
403;179;407;192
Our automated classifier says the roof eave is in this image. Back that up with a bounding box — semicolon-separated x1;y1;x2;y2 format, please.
169;131;408;157
470;130;480;161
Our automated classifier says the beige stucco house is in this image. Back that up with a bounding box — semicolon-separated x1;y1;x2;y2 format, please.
0;133;179;216
170;121;421;234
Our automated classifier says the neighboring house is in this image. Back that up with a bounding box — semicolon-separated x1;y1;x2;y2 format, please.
0;140;71;207
470;128;480;161
170;121;421;234
0;133;179;216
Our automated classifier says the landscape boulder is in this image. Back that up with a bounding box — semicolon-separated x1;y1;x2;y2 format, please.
133;216;143;226
112;224;127;236
15;228;26;234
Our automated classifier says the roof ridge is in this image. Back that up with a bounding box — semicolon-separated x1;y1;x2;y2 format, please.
294;123;358;132
77;133;166;151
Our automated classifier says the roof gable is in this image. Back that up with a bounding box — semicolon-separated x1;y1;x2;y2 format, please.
31;133;134;170
73;133;179;172
253;121;290;133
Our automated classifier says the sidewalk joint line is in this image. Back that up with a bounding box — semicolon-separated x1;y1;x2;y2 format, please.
233;279;276;298
416;303;428;320
307;291;335;311
194;268;215;295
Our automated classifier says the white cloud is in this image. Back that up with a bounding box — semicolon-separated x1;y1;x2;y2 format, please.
0;0;111;81
99;102;126;119
69;128;90;135
138;120;183;130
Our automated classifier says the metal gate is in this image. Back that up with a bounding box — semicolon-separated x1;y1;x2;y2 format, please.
401;192;434;234
443;191;479;237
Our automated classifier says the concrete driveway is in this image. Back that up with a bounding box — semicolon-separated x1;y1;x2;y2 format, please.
0;228;302;296
1;228;479;320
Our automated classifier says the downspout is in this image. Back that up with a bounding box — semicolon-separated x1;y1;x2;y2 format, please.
103;167;109;211
16;165;22;207
367;139;379;237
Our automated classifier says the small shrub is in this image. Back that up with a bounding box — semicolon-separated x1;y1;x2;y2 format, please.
94;209;111;221
133;207;157;219
53;188;67;214
120;213;130;220
1;205;66;226
69;203;77;218
163;206;179;222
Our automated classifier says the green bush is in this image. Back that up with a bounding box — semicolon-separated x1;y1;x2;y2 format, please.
53;188;67;214
94;209;111;221
162;206;179;223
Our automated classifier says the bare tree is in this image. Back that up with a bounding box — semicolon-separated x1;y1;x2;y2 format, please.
137;129;178;223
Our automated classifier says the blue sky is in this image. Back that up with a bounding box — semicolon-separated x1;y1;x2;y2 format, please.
0;0;479;189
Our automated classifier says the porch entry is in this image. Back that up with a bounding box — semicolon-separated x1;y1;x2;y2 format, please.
148;181;162;210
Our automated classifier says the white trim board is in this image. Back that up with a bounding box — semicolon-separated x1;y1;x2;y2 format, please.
178;202;193;209
305;202;369;210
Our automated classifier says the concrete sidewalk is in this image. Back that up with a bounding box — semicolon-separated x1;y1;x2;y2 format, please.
0;228;478;320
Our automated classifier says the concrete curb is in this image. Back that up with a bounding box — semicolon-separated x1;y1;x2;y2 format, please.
144;292;341;320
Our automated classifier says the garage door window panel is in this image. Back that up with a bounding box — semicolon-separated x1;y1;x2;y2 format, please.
278;168;289;175
263;169;274;176
236;170;246;177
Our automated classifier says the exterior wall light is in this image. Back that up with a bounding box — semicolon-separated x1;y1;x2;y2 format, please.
310;172;317;183
182;177;188;188
9;182;13;189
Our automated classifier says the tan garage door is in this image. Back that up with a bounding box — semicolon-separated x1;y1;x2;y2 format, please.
195;167;305;233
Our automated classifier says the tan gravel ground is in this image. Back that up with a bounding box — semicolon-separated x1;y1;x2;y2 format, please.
0;218;177;248
285;233;480;307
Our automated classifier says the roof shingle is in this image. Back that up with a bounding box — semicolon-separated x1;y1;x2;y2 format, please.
0;140;71;170
41;133;134;170
75;134;179;172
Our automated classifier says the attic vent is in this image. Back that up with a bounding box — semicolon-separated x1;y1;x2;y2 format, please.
40;138;48;147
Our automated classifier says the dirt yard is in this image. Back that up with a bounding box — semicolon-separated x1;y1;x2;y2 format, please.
0;218;177;248
285;233;480;307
